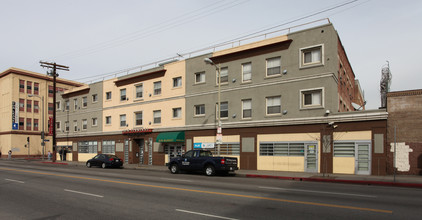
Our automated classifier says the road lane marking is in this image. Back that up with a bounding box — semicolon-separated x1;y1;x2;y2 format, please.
176;209;238;220
64;189;104;198
0;167;392;214
160;178;193;182
5;179;24;184
259;186;377;198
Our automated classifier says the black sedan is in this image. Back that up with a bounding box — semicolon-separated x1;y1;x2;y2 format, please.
86;154;123;168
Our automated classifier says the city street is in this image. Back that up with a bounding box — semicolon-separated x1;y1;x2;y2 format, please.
1;160;421;220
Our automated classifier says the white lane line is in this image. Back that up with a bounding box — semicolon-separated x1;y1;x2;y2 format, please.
160;178;193;182
259;186;376;198
64;189;104;198
176;209;238;220
5;179;24;184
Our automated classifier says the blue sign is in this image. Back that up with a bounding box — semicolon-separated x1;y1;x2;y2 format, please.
12;123;18;130
194;143;202;149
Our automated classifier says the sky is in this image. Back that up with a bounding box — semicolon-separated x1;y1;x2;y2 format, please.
1;0;421;110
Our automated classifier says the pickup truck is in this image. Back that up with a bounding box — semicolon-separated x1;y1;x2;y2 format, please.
166;149;238;176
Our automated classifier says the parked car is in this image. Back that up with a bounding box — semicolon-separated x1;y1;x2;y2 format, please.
86;154;123;169
166;149;238;176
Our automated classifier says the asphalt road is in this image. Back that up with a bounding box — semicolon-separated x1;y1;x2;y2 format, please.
1;160;421;220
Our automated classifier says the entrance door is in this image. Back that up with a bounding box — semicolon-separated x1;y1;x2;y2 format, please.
138;139;144;165
356;143;371;175
305;144;318;173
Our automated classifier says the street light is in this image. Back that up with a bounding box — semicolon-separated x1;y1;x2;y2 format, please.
28;94;45;160
204;58;222;156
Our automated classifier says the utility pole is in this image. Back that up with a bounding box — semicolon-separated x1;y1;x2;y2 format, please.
40;61;69;162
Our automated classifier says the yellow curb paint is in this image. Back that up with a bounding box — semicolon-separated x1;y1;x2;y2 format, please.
0;167;393;214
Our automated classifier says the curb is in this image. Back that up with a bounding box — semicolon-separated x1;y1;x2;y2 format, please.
245;174;422;188
41;161;69;165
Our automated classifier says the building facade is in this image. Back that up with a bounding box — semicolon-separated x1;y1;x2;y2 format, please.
0;68;83;158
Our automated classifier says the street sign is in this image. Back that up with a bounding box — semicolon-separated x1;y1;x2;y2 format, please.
44;139;50;142
12;123;18;130
216;133;223;144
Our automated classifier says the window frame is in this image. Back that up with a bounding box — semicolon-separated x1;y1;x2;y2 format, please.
120;114;127;127
92;94;98;103
194;104;205;117
82;119;88;130
219;102;228;119
74;98;78;110
300;44;324;68
92;118;98;127
106;91;112;100
134;111;143;126
266;57;281;77
300;87;324;109
82;96;88;108
120;89;127;101
172;107;182;119
153;81;162;96
153;110;161;124
242;62;252;83
173;77;182;88
216;67;228;85
135;84;143;99
266;96;282;115
194;72;205;84
242;99;252;119
105;116;112;125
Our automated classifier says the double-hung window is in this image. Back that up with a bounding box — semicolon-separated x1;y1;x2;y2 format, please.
173;77;182;88
195;72;205;84
154;81;161;95
92;94;98;103
219;102;228;119
65;100;69;111
135;112;143;126
301;45;323;67
82;119;87;130
153;110;161;124
120;114;126;127
218;67;228;84
194;104;205;116
135;84;143;99
82;97;87;107
173;108;181;119
242;63;252;82
242;99;252;119
74;98;78;110
301;88;323;108
106;92;112;100
266;96;281;115
105;116;111;125
92;118;98;126
266;57;281;76
120;89;127;101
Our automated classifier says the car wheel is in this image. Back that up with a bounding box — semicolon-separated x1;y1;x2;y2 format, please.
101;163;106;169
170;164;179;174
86;162;91;168
204;165;215;176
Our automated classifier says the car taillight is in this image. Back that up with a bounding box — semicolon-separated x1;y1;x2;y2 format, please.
220;159;225;164
109;158;114;161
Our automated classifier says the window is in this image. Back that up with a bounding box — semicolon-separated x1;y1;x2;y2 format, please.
56;101;61;110
82;119;87;130
74;98;78;110
172;108;181;118
65;100;69;111
34;119;39;131
73;120;78;132
266;57;281;76
48;85;54;97
26;100;32;112
195;104;205;116
218;67;228;84
242;63;252;82
27;81;32;94
48;103;53;115
19;80;25;93
301;45;322;66
56;121;61;130
19;117;24;130
34;101;39;113
120;89;127;101
334;142;355;157
153;110;161;124
242;99;252;119
78;141;98;153
173;77;182;88
154;81;161;95
301;88;322;108
211;143;240;155
26;118;32;130
105;116;111;125
220;102;228;118
195;72;205;84
120;114;126;127
266;96;281;115
92;118;98;126
92;94;98;103
82;96;87;107
19;99;24;111
135;84;143;99
106;92;112;100
135;112;143;126
259;142;306;156
65;121;69;132
102;141;115;154
34;83;39;95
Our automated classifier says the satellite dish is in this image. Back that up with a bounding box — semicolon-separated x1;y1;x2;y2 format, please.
352;102;362;110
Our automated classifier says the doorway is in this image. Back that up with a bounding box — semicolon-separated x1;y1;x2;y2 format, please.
305;144;318;173
134;139;144;165
355;143;371;175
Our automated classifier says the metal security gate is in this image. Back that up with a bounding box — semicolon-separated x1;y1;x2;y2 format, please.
124;139;129;164
356;143;371;175
139;139;144;165
305;144;318;173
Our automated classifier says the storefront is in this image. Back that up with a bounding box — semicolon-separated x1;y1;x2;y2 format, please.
156;131;185;164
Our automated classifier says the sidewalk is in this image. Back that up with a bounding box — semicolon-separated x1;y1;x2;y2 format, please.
37;159;422;188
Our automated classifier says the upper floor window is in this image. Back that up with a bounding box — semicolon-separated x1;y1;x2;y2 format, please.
26;118;32;131
48;85;54;97
135;112;143;126
34;101;39;113
73;120;78;132
195;72;205;84
19;99;25;111
301;45;323;67
266;57;281;76
217;67;228;84
56;121;61;130
194;104;205;116
82;96;87;107
173;77;182;88
219;102;228;119
27;81;32;94
48;103;53;115
92;94;98;103
120;114;126;127
19;117;24;130
173;108;182;119
105;116;112;125
34;82;39;95
242;99;252;119
65;121;69;132
74;98;78;110
65;100;70;111
301;88;323;108
120;89;127;101
19;80;25;93
154;81;161;95
34;119;39;131
266;96;281;115
92;118;98;126
135;84;143;99
242;63;252;82
106;92;112;100
153;110;161;124
56;101;61;110
82;119;88;130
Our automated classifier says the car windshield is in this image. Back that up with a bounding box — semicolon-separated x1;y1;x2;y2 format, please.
200;151;212;157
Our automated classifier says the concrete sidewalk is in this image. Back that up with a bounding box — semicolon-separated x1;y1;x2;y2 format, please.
36;159;422;188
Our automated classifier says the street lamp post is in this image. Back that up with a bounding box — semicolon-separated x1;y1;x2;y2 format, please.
28;94;45;160
204;58;221;156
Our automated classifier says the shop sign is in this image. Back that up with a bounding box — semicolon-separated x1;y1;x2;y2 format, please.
194;142;215;149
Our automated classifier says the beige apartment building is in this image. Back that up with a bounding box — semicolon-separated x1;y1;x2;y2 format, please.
0;68;83;158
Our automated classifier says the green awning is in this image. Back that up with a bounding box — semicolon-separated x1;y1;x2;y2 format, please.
156;131;185;143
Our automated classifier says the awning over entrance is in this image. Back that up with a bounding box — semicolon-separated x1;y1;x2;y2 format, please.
156;131;185;143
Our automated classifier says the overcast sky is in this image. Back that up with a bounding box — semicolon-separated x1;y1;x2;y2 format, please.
1;0;421;109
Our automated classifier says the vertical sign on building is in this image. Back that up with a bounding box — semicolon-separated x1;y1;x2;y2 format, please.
48;116;53;135
11;101;19;130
